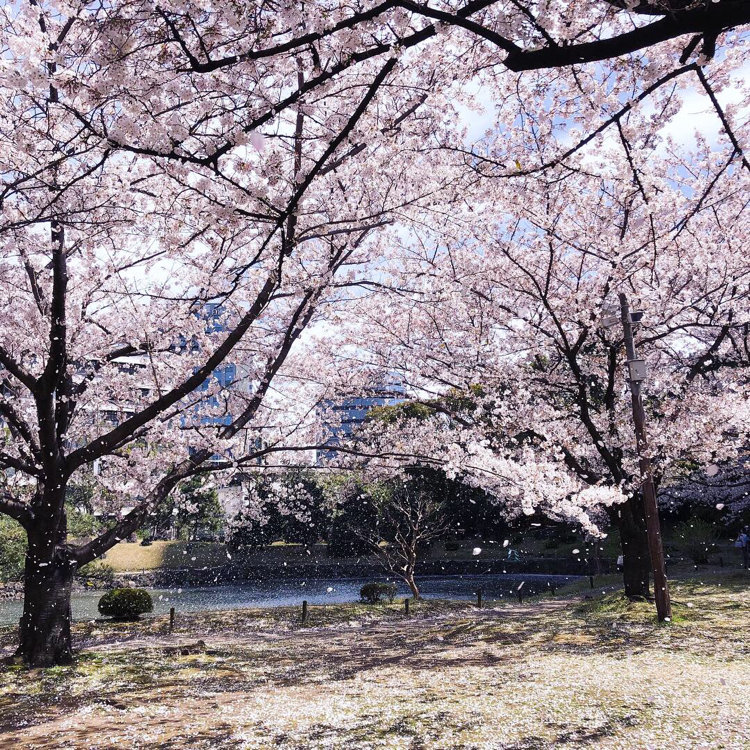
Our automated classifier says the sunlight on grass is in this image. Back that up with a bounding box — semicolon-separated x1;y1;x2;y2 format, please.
1;571;748;748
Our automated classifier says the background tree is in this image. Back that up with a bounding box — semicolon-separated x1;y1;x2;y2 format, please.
354;475;450;600
673;517;721;565
170;477;224;542
323;475;379;558
660;458;750;530
228;470;330;552
0;516;26;583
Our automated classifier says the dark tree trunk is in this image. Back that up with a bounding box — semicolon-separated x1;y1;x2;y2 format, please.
614;494;651;599
404;552;421;600
404;569;421;600
16;545;76;667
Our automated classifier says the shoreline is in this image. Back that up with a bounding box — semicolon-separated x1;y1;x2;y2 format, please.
109;555;607;589
0;556;608;602
0;569;584;614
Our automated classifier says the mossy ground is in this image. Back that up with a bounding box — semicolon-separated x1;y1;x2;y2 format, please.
1;571;748;749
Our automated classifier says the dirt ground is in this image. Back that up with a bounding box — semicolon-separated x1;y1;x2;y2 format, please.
1;574;748;749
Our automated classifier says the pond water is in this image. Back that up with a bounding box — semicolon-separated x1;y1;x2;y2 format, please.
0;573;577;625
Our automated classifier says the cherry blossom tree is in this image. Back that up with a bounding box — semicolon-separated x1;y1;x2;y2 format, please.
2;0;747;666
336;125;749;597
0;1;466;666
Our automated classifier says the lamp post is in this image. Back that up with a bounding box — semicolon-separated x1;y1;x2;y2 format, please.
618;293;672;622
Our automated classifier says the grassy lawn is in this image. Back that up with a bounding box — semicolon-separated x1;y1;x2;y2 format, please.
103;540;233;571
103;541;366;572
1;570;748;749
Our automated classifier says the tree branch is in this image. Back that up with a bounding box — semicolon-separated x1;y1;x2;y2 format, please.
65;271;280;472
0;493;34;529
0;345;38;393
695;66;750;172
497;0;750;70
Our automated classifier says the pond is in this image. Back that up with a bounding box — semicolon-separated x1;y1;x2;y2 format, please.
0;573;578;625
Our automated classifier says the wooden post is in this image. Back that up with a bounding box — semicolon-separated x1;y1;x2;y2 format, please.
620;293;672;622
719;556;724;568
169;607;175;634
517;589;523;604
404;598;410;617
476;588;483;608
589;575;594;589
301;600;308;624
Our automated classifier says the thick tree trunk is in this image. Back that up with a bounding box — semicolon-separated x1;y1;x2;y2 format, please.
16;547;76;667
614;494;651;599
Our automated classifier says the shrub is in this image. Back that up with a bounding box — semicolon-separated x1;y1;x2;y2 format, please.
0;516;26;582
76;561;115;584
360;582;397;603
543;538;560;550
140;537;153;546
66;506;102;541
98;588;153;620
674;518;720;565
444;541;460;552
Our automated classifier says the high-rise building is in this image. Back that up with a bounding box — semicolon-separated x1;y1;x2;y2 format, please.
317;377;405;462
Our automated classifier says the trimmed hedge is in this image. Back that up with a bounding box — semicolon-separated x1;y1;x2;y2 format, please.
98;588;153;620
360;582;397;603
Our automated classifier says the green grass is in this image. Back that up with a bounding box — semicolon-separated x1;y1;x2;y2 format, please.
103;540;368;572
574;590;693;624
103;541;232;571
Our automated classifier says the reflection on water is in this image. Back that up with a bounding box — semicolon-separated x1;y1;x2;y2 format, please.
0;573;577;625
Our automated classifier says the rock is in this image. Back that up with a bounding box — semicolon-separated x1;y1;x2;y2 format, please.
165;640;207;657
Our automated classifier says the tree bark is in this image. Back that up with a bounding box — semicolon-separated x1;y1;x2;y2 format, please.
404;569;421;600
404;550;421;600
614;494;651;599
16;544;76;667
